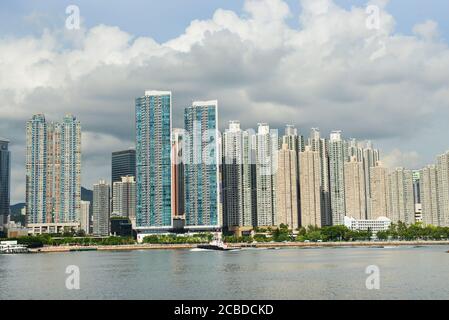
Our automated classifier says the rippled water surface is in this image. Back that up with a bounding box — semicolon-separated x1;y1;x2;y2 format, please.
1;246;448;299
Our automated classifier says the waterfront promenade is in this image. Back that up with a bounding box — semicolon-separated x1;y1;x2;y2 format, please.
28;240;449;253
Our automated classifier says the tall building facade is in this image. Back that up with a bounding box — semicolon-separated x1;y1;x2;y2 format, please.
346;139;380;219
111;149;136;184
171;128;185;217
437;152;449;227
80;200;90;234
93;180;110;236
344;157;366;220
347;139;363;162
282;125;302;224
222;121;253;230
362;142;380;219
282;125;305;153
275;143;299;229
58;115;82;223
242;129;257;227
308;128;331;226
26;114;81;225
184;100;220;230
299;146;322;228
420;165;440;226
388;168;415;224
0;138;10;226
369;164;389;219
255;123;278;227
329;131;346;225
412;170;422;221
112;176;136;227
135;91;172;230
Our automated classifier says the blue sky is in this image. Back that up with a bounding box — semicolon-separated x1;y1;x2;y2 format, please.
1;0;448;42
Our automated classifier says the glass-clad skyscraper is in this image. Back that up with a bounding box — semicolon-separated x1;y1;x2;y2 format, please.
111;149;136;184
184;100;220;230
135;91;172;230
0;138;10;226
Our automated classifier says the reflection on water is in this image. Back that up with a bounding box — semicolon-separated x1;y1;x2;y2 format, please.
1;246;448;300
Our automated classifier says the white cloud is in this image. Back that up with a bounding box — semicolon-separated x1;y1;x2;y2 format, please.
1;0;449;202
382;149;422;170
413;20;439;41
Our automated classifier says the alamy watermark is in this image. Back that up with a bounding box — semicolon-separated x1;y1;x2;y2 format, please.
65;265;80;290
365;5;380;30
65;5;80;30
365;265;380;290
365;5;386;60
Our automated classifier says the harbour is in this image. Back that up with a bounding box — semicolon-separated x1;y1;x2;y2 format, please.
1;245;449;300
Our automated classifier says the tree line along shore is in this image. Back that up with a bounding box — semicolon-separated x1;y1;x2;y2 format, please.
2;222;449;253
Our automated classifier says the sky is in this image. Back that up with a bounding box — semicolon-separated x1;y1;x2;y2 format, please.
1;0;449;203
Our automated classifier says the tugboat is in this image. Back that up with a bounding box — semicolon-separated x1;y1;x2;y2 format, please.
197;238;233;251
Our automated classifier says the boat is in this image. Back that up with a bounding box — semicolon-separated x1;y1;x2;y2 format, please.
197;239;233;251
0;241;29;254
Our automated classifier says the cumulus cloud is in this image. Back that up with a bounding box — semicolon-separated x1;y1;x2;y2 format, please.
1;0;449;202
382;149;422;170
413;20;440;41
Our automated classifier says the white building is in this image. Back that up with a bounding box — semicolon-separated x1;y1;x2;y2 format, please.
112;176;136;227
80;200;90;234
255;123;278;227
222;121;253;230
28;222;80;235
344;216;391;234
329;131;346;225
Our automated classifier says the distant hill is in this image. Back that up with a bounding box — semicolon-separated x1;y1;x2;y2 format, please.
10;203;25;216
81;186;93;201
9;203;26;226
8;187;93;219
81;187;93;214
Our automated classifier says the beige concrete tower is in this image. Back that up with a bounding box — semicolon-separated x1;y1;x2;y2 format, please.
275;143;299;229
299;146;322;228
369;163;389;219
344;156;366;220
437;152;449;227
388;168;415;224
420;165;440;226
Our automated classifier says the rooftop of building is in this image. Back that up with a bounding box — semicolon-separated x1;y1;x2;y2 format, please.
192;100;218;107
144;90;172;96
112;149;136;155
